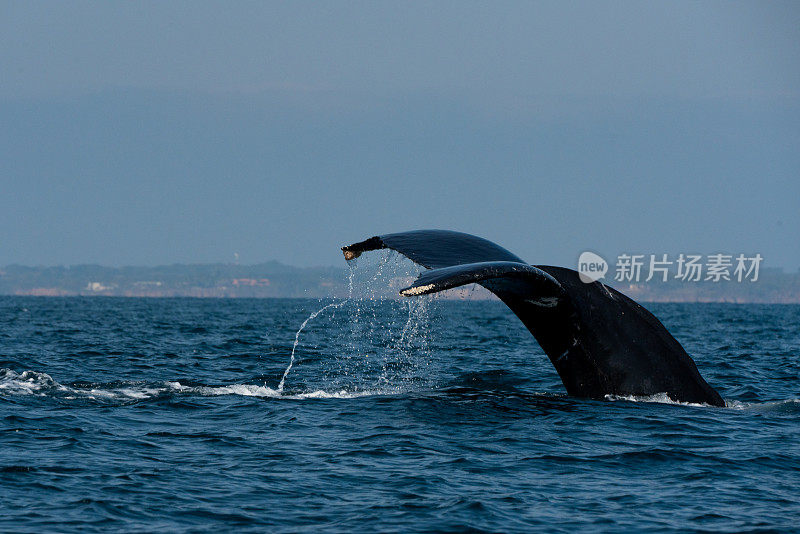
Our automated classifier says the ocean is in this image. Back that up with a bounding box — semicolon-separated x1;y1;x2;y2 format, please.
2;263;799;532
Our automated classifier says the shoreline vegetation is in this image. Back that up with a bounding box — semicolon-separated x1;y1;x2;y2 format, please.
1;262;798;303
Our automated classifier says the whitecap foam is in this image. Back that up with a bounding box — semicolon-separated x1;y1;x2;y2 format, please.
0;368;398;403
603;393;800;411
189;382;396;400
0;368;175;401
0;369;59;396
604;392;716;408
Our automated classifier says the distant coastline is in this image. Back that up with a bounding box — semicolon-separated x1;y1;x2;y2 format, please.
1;263;798;303
0;262;346;299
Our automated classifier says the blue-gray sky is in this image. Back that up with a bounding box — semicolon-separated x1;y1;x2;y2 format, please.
2;1;799;269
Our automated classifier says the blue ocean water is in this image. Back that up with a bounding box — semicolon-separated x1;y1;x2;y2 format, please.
2;273;799;531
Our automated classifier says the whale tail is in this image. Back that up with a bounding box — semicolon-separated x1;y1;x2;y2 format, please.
343;230;724;407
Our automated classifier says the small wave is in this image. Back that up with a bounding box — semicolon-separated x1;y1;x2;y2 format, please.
605;392;800;413
604;392;716;408
0;368;396;403
183;383;395;400
725;398;800;414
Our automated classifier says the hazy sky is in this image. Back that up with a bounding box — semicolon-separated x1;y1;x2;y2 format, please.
2;1;799;269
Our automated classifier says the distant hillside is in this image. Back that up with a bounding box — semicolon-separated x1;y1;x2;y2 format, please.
1;263;798;302
615;267;800;304
0;262;348;298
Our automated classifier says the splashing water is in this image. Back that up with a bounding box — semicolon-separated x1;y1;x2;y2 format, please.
277;301;347;392
276;264;356;393
276;250;435;394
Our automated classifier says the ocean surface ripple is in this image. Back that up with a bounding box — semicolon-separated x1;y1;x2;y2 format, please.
1;294;799;532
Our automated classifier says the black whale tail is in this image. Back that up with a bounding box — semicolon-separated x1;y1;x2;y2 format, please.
343;230;725;407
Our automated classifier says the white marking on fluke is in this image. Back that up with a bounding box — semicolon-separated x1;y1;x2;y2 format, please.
400;284;435;296
525;296;560;308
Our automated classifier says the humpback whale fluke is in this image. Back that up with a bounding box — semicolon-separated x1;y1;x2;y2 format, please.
342;230;725;407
